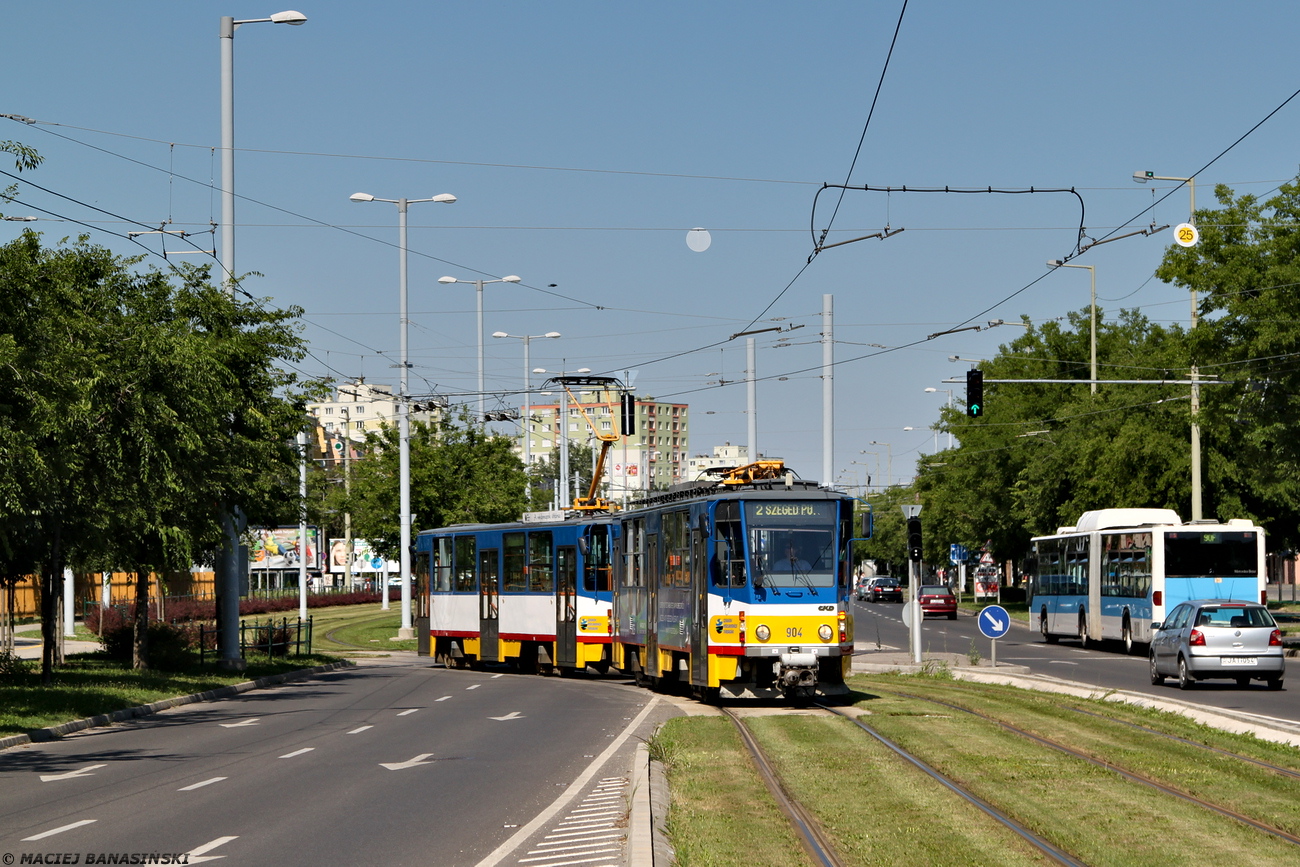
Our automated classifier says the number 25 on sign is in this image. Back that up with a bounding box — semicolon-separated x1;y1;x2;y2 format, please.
1175;222;1199;248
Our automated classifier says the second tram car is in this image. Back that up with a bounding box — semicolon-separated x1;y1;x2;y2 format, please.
418;461;857;701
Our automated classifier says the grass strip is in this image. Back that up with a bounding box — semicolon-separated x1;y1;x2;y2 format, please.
653;716;816;867
303;604;417;654
844;678;1299;866
0;654;341;737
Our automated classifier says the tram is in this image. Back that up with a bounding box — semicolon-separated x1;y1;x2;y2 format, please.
418;460;857;701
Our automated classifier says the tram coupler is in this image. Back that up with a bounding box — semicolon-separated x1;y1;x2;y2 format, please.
776;651;820;691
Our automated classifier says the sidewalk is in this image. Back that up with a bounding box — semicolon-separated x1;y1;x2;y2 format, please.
7;622;102;659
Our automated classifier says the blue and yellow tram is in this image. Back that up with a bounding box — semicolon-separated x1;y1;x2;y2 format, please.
418;461;856;701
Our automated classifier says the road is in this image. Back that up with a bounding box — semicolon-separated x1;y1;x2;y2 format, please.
0;659;673;866
851;597;1300;723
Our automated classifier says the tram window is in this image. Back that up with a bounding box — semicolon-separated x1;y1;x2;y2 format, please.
583;527;612;593
479;549;499;595
503;532;527;592
714;501;745;587
453;536;476;592
663;510;690;588
414;550;430;618
433;538;453;592
625;519;645;588
530;531;554;593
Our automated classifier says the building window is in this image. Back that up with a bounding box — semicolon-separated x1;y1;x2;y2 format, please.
325;407;333;415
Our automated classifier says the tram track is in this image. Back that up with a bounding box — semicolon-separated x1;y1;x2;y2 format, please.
879;688;1300;849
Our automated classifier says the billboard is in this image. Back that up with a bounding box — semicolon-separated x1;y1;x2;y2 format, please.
329;539;399;574
249;527;321;570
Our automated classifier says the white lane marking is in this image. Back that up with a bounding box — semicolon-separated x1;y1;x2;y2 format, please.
490;711;524;721
347;726;373;734
517;851;620;864
397;708;419;716
279;748;315;758
492;673;505;678
179;777;227;791
1048;660;1079;665
436;695;452;701
380;753;434;770
23;819;97;840
219;718;260;728
186;835;239;863
466;684;481;690
39;763;106;782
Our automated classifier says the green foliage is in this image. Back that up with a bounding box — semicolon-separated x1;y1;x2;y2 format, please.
345;412;529;558
905;172;1300;563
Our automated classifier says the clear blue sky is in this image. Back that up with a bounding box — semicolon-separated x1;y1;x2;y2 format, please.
5;2;1300;489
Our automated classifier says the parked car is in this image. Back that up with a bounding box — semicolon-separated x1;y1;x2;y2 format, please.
918;584;957;620
1150;600;1284;690
862;576;903;603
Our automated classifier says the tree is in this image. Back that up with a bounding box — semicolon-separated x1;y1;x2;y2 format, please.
0;233;317;674
1157;175;1300;545
347;415;529;560
526;441;596;511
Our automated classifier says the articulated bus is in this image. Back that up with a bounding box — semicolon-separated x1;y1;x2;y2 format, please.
1029;508;1267;654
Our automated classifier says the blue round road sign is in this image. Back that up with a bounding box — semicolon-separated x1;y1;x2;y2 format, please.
977;604;1011;639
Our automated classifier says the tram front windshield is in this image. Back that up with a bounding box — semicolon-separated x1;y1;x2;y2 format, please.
746;502;836;589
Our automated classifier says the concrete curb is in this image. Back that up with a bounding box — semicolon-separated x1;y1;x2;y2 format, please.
0;660;355;752
629;739;676;867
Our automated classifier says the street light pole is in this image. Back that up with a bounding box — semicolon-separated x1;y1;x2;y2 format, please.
216;9;306;671
439;275;522;421
492;330;561;469
924;387;954;449
1046;261;1097;395
866;443;891;488
350;191;457;637
1133;171;1202;519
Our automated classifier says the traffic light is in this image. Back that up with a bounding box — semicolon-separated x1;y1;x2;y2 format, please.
620;392;637;436
906;517;922;562
966;368;984;417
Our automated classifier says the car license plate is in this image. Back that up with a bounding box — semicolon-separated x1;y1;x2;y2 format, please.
1221;657;1258;666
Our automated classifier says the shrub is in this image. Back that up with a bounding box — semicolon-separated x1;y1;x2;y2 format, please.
0;649;30;683
100;619;196;670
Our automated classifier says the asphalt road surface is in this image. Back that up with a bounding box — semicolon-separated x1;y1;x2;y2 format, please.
0;659;673;867
851;597;1300;723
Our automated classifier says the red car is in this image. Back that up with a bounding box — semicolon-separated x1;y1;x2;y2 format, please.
918;584;957;620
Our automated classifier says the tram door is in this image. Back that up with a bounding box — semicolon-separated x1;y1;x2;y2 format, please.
478;548;500;663
644;534;660;676
691;521;709;686
556;546;578;668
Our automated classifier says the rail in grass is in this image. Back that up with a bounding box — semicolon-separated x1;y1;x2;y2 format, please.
416;461;857;700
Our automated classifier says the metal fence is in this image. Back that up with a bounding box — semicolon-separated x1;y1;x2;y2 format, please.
199;616;313;663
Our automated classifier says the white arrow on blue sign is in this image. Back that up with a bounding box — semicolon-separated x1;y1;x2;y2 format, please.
949;544;968;564
977;605;1011;639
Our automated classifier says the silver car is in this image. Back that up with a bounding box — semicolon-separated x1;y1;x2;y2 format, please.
1150;600;1285;690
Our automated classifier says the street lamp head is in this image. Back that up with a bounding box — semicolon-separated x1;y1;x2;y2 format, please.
502;275;521;283
349;192;376;203
1046;259;1063;267
437;275;457;284
1133;170;1153;183
577;368;591;374
269;10;308;24
430;194;457;204
491;331;509;339
924;387;937;393
544;332;561;339
533;368;547;374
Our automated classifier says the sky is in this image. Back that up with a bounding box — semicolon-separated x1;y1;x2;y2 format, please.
6;1;1300;492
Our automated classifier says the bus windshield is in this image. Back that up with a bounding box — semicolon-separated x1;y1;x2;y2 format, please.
745;502;836;589
1164;532;1258;578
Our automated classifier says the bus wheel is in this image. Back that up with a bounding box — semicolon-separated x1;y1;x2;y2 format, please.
1077;614;1089;649
1040;611;1058;644
1122;619;1135;655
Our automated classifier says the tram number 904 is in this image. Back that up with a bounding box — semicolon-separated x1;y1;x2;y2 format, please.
786;626;803;638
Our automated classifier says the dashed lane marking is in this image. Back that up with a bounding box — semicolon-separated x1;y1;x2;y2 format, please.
22;819;97;841
179;777;227;791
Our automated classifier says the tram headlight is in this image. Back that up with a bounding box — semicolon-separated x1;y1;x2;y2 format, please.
754;624;771;642
818;624;834;643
